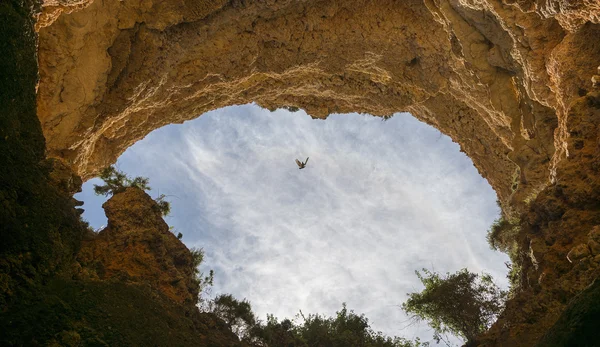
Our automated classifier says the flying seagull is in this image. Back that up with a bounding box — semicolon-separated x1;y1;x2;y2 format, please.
295;157;309;169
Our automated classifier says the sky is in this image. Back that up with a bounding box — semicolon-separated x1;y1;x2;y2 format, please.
76;104;509;345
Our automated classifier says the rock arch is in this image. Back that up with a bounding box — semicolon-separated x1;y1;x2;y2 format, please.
37;0;599;207
35;1;600;345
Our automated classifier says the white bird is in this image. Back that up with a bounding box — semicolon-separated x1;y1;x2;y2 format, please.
295;157;309;169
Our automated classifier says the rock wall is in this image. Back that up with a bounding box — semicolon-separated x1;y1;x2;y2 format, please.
35;0;600;345
36;0;598;206
77;187;201;305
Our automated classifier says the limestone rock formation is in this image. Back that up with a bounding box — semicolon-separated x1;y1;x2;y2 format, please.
33;0;600;345
37;0;600;208
77;187;200;305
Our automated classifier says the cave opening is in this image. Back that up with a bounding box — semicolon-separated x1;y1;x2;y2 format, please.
76;104;509;343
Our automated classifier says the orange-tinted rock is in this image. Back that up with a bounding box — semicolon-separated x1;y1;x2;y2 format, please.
34;1;600;345
36;0;600;212
77;187;199;305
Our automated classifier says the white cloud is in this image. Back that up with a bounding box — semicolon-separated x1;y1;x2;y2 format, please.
78;104;508;344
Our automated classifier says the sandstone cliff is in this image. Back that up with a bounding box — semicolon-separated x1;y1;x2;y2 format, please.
0;4;243;344
77;187;201;305
26;0;600;345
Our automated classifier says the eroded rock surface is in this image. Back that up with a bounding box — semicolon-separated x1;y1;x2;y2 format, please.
36;0;598;207
77;187;200;305
35;0;600;345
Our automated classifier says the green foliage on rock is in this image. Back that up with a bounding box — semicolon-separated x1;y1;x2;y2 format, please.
154;193;171;216
190;248;214;300
94;165;172;216
486;217;519;254
0;279;243;346
211;294;257;338
486;214;524;295
402;268;506;346
93;166;150;196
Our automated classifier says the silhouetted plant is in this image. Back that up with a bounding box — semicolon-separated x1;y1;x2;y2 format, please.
486;217;519;253
153;194;171;216
93;166;150;196
402;268;506;346
189;247;214;301
204;297;427;346
94;165;171;216
486;214;523;294
210;294;257;339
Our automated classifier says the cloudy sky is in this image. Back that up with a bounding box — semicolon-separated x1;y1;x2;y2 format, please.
77;104;509;344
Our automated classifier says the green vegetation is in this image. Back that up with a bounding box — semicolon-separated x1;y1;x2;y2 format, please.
401;268;506;346
486;214;523;294
190;248;214;300
486;217;519;254
154;194;171;216
210;294;257;338
204;297;427;347
93;166;151;196
94;165;171;216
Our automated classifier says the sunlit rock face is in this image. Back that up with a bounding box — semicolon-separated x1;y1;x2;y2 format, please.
77;187;200;305
36;0;598;206
36;1;600;345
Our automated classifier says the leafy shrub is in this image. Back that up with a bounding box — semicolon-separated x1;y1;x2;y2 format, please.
93;166;171;216
210;294;257;338
93;166;150;196
486;215;523;294
402;268;506;346
203;297;426;346
189;248;214;301
486;217;519;253
153;194;171;216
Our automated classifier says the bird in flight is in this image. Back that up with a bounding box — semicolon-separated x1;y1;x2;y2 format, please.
295;157;309;169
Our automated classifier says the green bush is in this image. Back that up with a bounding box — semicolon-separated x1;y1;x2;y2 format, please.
189;248;214;301
93;166;171;216
202;296;427;346
486;217;519;253
402;268;506;346
485;215;523;294
153;194;171;217
93;166;150;197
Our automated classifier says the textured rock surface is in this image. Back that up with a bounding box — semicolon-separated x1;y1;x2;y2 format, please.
35;0;600;345
77;187;200;304
37;0;598;207
479;91;600;346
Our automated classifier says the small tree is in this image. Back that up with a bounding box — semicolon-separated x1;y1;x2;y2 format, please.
210;294;257;339
93;166;150;196
402;268;506;346
93;165;171;216
486;215;523;294
247;303;427;347
153;194;171;216
486;217;519;254
190;248;214;302
294;303;425;347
